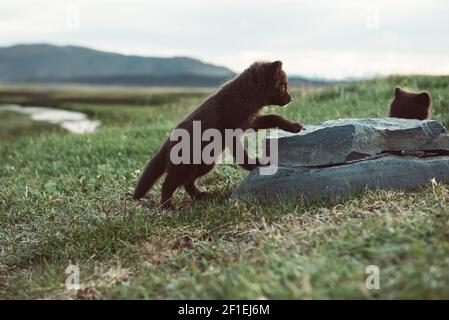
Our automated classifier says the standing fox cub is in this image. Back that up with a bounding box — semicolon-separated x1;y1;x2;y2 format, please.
133;61;302;208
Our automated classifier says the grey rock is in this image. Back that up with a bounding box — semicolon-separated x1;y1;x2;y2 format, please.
232;155;449;200
267;118;449;166
232;118;449;200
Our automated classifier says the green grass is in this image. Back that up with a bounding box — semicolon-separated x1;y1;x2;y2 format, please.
0;84;209;108
1;75;449;299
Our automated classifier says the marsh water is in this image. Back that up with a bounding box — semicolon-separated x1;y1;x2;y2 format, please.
0;104;100;133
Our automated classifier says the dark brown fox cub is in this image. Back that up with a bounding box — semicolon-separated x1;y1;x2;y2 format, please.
133;61;302;208
389;86;432;120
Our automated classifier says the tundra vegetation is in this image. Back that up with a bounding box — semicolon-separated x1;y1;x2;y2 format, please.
1;75;449;299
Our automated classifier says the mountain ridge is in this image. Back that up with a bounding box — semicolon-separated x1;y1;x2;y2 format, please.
0;44;332;87
0;44;235;86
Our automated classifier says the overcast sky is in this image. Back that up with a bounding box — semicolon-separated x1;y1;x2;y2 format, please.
1;0;449;79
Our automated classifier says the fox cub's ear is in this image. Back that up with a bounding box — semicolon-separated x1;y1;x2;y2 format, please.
272;60;283;74
418;92;431;106
394;86;403;97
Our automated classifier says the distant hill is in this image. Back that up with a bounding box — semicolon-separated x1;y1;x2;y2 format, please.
0;44;235;87
0;44;335;87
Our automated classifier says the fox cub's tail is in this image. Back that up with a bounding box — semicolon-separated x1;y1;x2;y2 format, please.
133;146;167;199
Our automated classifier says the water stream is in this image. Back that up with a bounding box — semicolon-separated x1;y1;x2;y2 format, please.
0;104;100;134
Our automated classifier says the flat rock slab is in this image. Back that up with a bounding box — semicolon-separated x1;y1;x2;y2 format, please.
232;155;449;200
233;118;449;200
268;118;449;166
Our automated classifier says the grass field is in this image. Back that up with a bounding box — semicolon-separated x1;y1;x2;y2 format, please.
1;76;449;299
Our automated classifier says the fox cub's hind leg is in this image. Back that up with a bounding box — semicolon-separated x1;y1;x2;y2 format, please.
183;164;215;200
160;172;186;209
184;180;208;200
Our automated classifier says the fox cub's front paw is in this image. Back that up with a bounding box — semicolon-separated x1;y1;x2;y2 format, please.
287;122;303;133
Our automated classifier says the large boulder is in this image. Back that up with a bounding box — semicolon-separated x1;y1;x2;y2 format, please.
232;118;449;200
267;118;448;166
